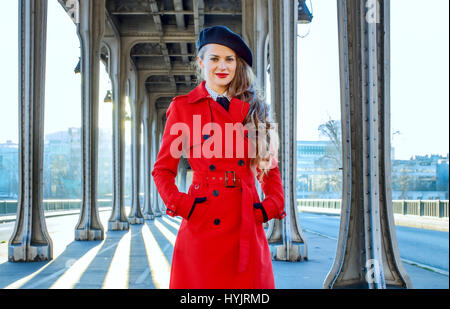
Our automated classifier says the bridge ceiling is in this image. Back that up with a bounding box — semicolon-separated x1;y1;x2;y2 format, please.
105;0;243;98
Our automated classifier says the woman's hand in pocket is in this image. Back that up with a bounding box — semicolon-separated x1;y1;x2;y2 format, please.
187;197;207;220
253;202;268;224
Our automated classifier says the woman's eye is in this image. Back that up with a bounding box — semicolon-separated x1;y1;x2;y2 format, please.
210;58;218;62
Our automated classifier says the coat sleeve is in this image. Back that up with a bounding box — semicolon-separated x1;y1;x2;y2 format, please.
255;159;286;222
151;99;196;219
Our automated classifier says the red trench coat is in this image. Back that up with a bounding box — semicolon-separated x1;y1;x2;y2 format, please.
152;81;286;289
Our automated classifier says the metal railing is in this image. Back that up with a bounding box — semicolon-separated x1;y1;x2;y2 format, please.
1;198;448;219
298;199;449;219
0;199;112;216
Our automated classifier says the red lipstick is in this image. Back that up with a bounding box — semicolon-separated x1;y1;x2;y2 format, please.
215;73;229;79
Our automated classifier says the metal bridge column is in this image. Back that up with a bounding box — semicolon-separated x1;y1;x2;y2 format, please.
177;159;189;194
150;106;162;217
103;17;129;231
266;0;308;261
241;0;267;203
128;67;144;224
142;96;155;220
324;0;412;288
74;0;105;241
8;0;53;262
158;113;167;213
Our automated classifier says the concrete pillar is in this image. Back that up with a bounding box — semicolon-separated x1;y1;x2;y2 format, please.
75;0;105;241
128;67;144;224
141;97;154;220
8;0;52;262
266;0;308;261
103;18;129;231
323;0;411;289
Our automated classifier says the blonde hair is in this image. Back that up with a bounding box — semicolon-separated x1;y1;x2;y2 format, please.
196;45;279;182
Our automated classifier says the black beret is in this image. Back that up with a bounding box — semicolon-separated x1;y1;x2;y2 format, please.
196;25;253;67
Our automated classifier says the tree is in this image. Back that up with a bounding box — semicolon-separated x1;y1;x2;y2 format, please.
316;119;343;195
318;119;342;168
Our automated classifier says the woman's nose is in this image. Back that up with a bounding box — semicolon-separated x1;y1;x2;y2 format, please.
218;61;227;70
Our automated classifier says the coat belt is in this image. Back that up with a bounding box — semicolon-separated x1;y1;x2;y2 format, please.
192;169;256;273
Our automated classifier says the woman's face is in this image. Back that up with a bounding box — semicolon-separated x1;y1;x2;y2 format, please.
197;44;237;94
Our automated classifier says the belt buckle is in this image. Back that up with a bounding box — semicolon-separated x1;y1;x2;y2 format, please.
225;171;236;188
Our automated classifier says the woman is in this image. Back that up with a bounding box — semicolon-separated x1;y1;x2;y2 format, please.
152;25;286;289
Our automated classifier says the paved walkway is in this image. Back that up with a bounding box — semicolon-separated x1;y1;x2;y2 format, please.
0;209;448;289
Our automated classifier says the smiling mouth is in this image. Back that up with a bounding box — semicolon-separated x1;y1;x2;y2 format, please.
215;73;229;78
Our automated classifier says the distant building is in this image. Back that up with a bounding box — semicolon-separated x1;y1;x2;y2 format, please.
43;127;114;200
296;140;449;200
437;158;449;192
0;141;18;199
296;141;342;199
391;154;449;200
0;128;116;201
1;136;448;201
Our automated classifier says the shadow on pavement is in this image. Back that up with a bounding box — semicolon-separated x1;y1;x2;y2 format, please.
74;230;127;289
20;240;103;289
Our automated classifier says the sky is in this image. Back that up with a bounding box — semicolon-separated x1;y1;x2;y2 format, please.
297;0;449;160
0;0;116;141
0;0;449;160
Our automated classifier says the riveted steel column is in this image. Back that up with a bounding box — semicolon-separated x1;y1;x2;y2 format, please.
266;0;308;262
242;0;268;88
177;158;190;193
151;107;162;217
8;0;52;262
142;97;154;220
242;0;268;219
323;0;411;289
160;113;168;213
103;17;129;231
75;0;106;241
155;109;167;214
178;162;188;193
150;105;162;217
128;68;144;224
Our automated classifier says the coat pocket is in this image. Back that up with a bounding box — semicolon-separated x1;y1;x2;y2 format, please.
187;182;209;224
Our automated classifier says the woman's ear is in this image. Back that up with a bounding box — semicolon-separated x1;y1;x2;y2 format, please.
197;56;204;70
